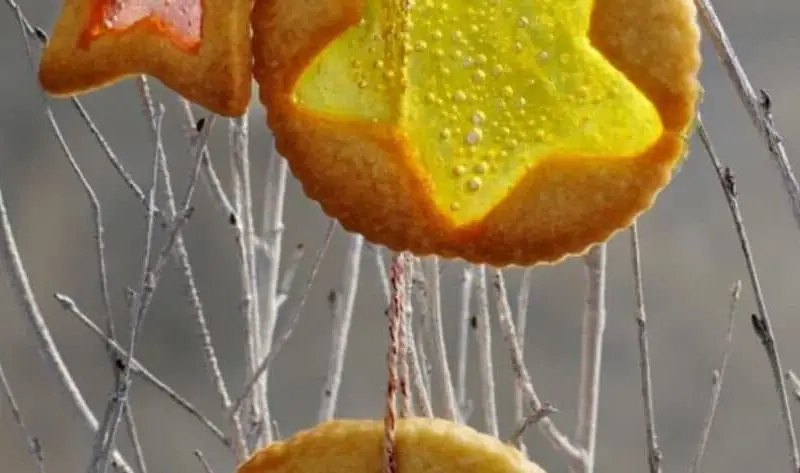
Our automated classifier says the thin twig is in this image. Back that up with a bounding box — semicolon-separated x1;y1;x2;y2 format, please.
121;393;148;473
136;77;247;460
630;223;662;473
5;9;137;471
694;0;800;231
0;356;46;473
276;243;306;308
491;268;585;464
54;293;229;445
788;372;800;405
698;115;800;472
419;257;461;422
229;132;259;441
689;280;741;473
4;6;149;470
87;107;164;473
509;403;558;447
513;268;534;451
230;113;268;448
405;295;434;418
572;245;607;473
52;75;120;391
414;302;434;409
230;220;336;416
455;267;474;410
36;26;148;472
371;245;392;305
178;100;237;222
193;450;216;473
409;260;434;409
255;135;289;443
317;235;364;421
474;265;499;436
0;164;134;473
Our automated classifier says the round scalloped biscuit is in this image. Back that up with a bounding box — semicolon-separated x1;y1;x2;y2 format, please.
238;418;547;473
252;0;701;266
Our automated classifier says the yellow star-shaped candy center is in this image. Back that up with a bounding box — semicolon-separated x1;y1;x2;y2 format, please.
292;0;663;225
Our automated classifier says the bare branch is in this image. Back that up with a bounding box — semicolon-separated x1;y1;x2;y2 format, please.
690;281;741;473
258;135;288;352
694;0;800;231
0;355;46;473
253;135;290;446
3;7;154;470
455;267;474;411
513;267;534;451
371;245;392;305
474;266;499;436
0;159;134;473
318;235;364;421
697;115;800;472
229;113;270;448
86;105;164;473
405;294;434;418
277;243;306;308
630;223;662;473
231;221;336;417
572;245;607;473
509;403;558;447
178;100;237;223
54;293;228;445
788;372;800;405
1;9;140;472
490;268;585;464
193;450;216;473
88;101;194;473
418;257;461;422
136;77;247;459
118;409;146;473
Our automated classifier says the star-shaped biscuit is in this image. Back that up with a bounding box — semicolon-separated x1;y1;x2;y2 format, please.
252;0;701;266
238;418;547;473
39;0;252;116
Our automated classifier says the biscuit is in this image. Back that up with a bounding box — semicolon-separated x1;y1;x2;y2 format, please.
252;0;701;266
238;417;547;473
39;0;252;117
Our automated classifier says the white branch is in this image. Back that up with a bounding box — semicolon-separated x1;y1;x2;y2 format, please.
491;268;585;465
420;257;461;422
318;234;364;421
474;266;499;436
0;170;134;473
690;281;741;473
456;267;474;411
697;116;800;472
630;224;662;473
694;0;800;231
572;245;607;473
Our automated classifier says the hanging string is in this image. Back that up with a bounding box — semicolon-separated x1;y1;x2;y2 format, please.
383;252;410;473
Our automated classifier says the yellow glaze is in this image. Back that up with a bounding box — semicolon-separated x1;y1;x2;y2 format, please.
294;0;663;224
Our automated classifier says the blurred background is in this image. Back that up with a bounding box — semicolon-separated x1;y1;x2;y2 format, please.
2;1;800;472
